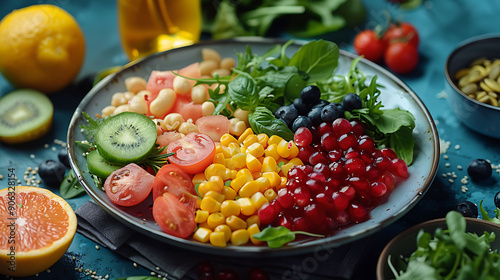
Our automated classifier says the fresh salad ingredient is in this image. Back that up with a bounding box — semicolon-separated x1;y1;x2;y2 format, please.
467;158;492;181
495;192;500;209
389;211;500;279
353;29;386;63
95;112;158;164
480;200;500;224
453;58;500;107
153;192;197;239
252;226;323;248
103;163;155;207
58;148;71;168
382;22;419;48
195;115;230;142
59;170;86;199
166;132;216;174
0;89;53;144
38;159;66;188
384;41;419;75
86;150;124;179
152;164;197;211
455;201;478;218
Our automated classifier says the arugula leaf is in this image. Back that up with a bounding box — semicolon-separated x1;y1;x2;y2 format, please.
59;169;86;199
79;111;103;144
248;106;294;140
252;226;324;248
288;40;339;82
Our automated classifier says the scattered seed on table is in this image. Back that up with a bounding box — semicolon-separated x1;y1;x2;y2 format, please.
0;174;3;180
454;144;461;150
448;179;455;183
443;154;449;160
30;154;35;159
445;163;451;167
95;245;100;250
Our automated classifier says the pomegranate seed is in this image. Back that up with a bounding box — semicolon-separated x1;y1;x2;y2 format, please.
360;151;374;164
328;149;342;162
380;172;395;192
196;261;215;275
348;176;369;191
316;193;334;209
288;167;306;181
338;133;358;150
287;178;301;192
320;132;339;151
372;149;384;158
305;178;325;196
374;156;392;172
340;186;356;200
293;187;311;207
308;172;326;184
335;210;351;225
381;148;398;159
199;272;216;280
349;203;368;222
344;158;366;177
370;181;387;197
345;149;360;159
292;216;311;232
277;214;294;230
217;270;239;280
326;177;342;192
332;118;351;136
296;165;314;174
391;158;409;178
326;216;338;230
318;122;333;135
365;164;381;181
277;188;294;208
258;202;280;224
350;120;364;136
304;203;327;226
309;151;329;166
310;126;321;144
355;190;379;208
297;146;315;164
358;136;375;153
294;127;313;147
313;163;330;178
249;267;270;280
331;191;349;211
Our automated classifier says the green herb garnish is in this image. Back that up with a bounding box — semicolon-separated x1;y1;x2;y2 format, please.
59;169;86;199
252;226;324;248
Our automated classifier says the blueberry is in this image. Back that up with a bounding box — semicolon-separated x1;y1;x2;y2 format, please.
455;201;478;218
275;105;298;128
293;98;311;116
495;191;500;209
307;106;323;127
300;85;321;105
334;103;345;117
321;103;341;123
38;160;66;187
467;159;492;181
292;116;313;132
312;99;330;108
342;93;362;112
58;148;71;168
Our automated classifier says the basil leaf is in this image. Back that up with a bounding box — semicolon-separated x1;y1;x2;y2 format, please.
288;40;339;82
248;106;294;140
228;71;259;111
375;108;415;134
59;169;86;199
252;226;296;248
390;126;414;166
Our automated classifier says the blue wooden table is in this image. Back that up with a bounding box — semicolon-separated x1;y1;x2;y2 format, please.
1;1;500;279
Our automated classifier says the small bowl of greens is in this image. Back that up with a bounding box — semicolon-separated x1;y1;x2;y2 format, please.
377;211;500;280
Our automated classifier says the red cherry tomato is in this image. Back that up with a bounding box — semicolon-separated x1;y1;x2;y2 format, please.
166;132;216;174
384;41;419;74
104;163;154;206
382;22;419;48
152;192;196;239
353;30;385;62
152;164;197;212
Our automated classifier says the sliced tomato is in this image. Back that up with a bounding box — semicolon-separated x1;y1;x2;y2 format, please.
195;115;230;142
103;163;154;206
166;132;216;174
153;192;196;239
156;131;183;150
152;164;196;211
171;96;203;122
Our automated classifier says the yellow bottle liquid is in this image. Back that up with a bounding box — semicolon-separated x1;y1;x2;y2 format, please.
118;0;201;61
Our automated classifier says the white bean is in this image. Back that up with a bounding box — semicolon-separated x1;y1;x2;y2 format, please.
202;48;222;64
199;60;218;76
124;77;147;94
191;85;208;104
201;101;215;116
150;88;176;118
211;68;231;78
111;92;127;107
129;95;148;115
163;113;185;131
229;118;246;136
123;91;135;101
173;76;192;95
220;57;236;70
101;105;116;118
136;90;152;100
113;104;130;115
233;108;250;124
178;122;199;135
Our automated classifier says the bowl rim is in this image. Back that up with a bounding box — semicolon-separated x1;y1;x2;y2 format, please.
444;33;500;112
376;217;500;279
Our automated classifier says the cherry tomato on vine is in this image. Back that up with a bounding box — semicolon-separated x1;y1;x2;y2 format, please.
353;30;385;62
384;41;419;74
382;22;420;48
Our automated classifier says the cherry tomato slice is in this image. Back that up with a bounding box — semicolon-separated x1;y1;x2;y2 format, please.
152;164;197;212
166;132;216;174
104;163;154;206
153;192;196;239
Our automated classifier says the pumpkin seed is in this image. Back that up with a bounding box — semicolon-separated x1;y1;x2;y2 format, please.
484;78;500;92
489;64;500;80
454;57;500;106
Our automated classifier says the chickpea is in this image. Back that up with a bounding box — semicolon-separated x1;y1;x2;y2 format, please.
173;76;192;95
111;92;127;107
150;88;176;118
201;101;215;116
129;95;148;115
113;104;130;115
191;85;208;104
202;48;222;64
123;91;135;101
220;57;236;70
136;90;152;100
163;113;185;131
178;122;199;135
199;60;218;76
233;108;250;124
124;77;147;94
101;105;116;118
211;68;231;78
229;118;247;136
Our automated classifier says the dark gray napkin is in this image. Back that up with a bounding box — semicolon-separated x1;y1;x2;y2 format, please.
75;200;371;280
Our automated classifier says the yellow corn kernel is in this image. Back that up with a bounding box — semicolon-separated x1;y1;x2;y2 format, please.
288;141;299;159
246;153;263;173
196;197;202;208
222;186;237;201
228;142;242;156
217;145;231;158
238;128;254;143
236;168;253;179
262;172;281;187
287;158;304;166
197;181;210;197
239;181;259;198
229;169;238;179
214;224;232;242
207;212;226;229
268;135;283;146
246;215;261;228
231;153;246;169
221;200;241;217
265;144;280;161
205;164;226;179
246;142;265;158
231;229;250;246
243;134;258;148
240;145;247;154
230;175;250;192
255;177;271;192
250;192;269;210
193;227;212;243
204;181;223;193
209;231;227;247
264;188;277;201
192;173;207;185
261;156;278;172
277;140;294;158
247;224;262;245
224;158;234;170
209;176;225;191
200;196;221;213
276;157;288;167
220;133;238;146
195;210;209;223
223;168;233;181
251;171;262;180
226;215;247;231
257;133;269;148
213;153;225;165
277;176;288;190
204;190;225;203
238;197;256;216
280;162;294;178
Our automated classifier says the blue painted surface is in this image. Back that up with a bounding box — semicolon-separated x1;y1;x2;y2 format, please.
1;0;500;279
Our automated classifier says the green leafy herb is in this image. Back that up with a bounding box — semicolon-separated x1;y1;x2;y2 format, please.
479;200;500;224
252;226;324;248
79;111;103;143
59;169;86;199
248;106;294;140
388;211;500;279
288;40;339;83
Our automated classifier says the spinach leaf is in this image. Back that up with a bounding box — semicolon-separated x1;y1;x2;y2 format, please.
59;169;86;199
228;70;259;111
248;106;294;140
375;108;416;134
389;126;415;166
288;40;339;82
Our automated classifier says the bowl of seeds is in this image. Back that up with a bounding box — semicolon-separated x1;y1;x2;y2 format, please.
445;33;500;138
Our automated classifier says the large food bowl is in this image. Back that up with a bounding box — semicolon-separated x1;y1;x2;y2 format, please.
445;33;500;138
67;37;439;257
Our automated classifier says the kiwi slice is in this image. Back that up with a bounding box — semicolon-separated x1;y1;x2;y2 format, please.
0;89;53;144
86;150;124;178
94;112;157;164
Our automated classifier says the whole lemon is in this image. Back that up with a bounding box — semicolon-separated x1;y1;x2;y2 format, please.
0;5;86;93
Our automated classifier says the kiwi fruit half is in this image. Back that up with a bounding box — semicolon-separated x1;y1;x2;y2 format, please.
0;89;54;144
94;112;157;164
86;150;124;178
